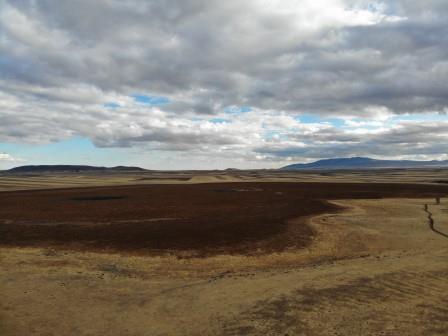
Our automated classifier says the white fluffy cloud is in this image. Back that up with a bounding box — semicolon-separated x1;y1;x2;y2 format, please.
0;153;20;162
1;0;447;167
0;153;25;170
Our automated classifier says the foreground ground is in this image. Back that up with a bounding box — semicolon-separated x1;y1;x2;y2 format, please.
1;182;446;256
1;177;448;335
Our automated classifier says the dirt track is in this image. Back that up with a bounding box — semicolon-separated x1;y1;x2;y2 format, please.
1;182;447;255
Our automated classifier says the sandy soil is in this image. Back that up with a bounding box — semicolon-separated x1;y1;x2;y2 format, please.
1;192;448;335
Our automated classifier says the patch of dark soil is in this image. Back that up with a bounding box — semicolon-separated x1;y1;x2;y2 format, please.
0;182;447;256
70;196;126;201
136;177;191;181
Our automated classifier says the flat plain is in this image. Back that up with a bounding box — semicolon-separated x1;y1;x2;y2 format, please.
1;169;448;335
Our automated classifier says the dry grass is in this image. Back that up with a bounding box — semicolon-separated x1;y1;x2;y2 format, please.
1;197;448;335
1;168;448;192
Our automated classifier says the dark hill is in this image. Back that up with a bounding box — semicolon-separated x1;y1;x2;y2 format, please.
7;165;146;173
281;157;448;170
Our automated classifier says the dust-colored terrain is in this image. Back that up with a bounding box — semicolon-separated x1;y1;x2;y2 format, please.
1;168;448;191
1;172;448;335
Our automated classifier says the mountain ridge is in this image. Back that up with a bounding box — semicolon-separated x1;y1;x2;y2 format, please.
6;165;147;173
281;157;448;170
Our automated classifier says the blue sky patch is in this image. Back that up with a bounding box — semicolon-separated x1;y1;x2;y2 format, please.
209;118;230;124
132;94;170;105
0;137;131;167
390;113;448;123
224;106;252;114
297;114;345;127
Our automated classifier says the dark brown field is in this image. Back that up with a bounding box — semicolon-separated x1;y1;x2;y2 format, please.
1;182;447;256
2;175;448;336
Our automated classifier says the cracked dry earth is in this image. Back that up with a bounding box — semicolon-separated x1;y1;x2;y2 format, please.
1;197;448;335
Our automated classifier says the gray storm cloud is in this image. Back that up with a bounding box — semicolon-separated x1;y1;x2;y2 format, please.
1;0;447;165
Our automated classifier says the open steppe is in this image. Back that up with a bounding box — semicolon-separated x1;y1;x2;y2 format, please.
1;170;448;335
1;168;448;191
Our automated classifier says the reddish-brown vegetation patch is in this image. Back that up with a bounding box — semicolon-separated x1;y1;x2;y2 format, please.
0;182;447;256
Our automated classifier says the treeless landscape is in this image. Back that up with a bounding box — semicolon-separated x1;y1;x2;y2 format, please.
3;1;448;335
1;170;448;335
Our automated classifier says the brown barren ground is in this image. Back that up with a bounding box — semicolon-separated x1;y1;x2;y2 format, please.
1;180;448;335
1;168;448;192
0;182;447;256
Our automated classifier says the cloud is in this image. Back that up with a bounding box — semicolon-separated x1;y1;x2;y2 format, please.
256;120;448;160
0;152;25;169
0;152;25;170
0;153;20;162
0;0;447;167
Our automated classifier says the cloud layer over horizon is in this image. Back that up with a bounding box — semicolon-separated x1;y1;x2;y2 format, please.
1;0;447;169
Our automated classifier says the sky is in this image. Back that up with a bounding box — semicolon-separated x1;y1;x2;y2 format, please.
1;0;448;170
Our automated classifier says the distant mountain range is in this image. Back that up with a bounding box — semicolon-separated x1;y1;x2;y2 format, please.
281;157;448;170
7;165;147;173
5;158;448;173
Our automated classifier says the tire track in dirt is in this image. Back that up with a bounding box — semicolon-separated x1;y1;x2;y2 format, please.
424;204;448;239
